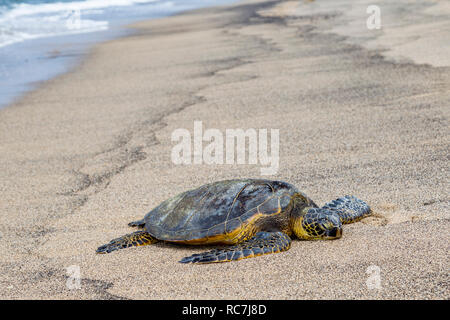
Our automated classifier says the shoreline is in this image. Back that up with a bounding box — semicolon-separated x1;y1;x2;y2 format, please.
0;29;113;109
0;0;239;110
0;0;448;299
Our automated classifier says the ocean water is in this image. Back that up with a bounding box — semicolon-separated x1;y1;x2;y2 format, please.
0;0;236;108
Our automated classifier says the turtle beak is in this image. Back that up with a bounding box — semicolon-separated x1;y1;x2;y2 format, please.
326;227;342;239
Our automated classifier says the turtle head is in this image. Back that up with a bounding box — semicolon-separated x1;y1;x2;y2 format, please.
290;195;342;240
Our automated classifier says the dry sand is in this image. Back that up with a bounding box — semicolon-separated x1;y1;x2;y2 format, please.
0;0;449;299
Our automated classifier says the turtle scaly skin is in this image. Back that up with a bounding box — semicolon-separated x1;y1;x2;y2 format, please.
322;195;371;224
96;179;371;263
96;231;158;253
179;231;292;263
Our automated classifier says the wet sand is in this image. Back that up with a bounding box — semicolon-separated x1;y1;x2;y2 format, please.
0;0;449;299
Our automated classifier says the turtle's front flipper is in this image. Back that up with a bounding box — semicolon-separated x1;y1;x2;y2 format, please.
179;231;291;264
322;195;371;224
96;231;158;254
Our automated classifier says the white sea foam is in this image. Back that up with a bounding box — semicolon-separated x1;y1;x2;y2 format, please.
2;0;159;19
0;0;162;48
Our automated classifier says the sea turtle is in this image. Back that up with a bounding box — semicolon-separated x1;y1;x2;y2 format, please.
96;179;371;263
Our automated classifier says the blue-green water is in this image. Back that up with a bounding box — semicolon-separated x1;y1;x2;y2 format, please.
0;0;237;108
0;0;77;7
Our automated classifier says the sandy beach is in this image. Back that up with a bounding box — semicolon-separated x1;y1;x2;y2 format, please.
0;0;449;299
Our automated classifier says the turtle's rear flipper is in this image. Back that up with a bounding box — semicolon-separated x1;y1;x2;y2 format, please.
179;231;291;264
322;195;371;224
96;231;158;254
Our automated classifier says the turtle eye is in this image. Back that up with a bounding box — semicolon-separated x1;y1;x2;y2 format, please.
321;221;335;230
328;212;342;228
322;214;341;229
